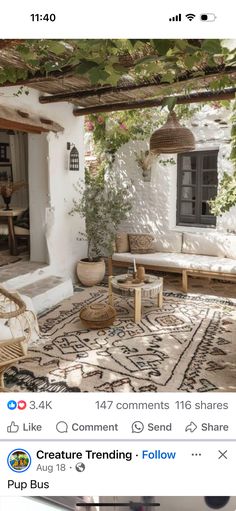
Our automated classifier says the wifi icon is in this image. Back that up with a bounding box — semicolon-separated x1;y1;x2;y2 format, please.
186;13;196;21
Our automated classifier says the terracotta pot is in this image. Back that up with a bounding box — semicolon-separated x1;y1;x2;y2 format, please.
76;259;106;286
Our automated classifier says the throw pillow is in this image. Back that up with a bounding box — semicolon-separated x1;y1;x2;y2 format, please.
152;232;182;253
129;233;154;253
221;234;236;259
115;232;130;253
182;232;225;257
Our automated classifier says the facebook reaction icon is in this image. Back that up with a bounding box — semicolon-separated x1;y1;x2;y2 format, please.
7;400;17;410
7;399;27;410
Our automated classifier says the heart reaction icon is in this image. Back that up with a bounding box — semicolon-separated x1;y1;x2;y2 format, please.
18;400;27;410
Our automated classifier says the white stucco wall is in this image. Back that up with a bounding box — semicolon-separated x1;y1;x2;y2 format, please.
113;105;235;237
28;133;49;263
0;86;87;278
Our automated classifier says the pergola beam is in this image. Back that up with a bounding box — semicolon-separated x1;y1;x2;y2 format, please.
38;66;236;105
73;87;236;116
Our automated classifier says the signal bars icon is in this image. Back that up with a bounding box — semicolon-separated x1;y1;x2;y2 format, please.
169;13;181;21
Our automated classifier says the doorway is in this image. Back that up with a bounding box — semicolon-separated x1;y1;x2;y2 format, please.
0;130;30;266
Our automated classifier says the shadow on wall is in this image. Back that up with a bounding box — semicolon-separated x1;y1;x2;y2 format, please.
114;140;177;236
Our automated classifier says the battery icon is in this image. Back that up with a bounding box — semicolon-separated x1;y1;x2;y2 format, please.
200;13;217;21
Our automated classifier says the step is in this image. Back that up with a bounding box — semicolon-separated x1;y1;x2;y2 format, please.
16;275;74;314
0;261;52;290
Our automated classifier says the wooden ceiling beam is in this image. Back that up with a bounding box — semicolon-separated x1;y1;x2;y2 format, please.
0;118;48;133
39;66;236;105
39;81;158;103
73;87;236;116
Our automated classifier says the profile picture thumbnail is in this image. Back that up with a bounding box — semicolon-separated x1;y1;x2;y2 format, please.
7;449;31;473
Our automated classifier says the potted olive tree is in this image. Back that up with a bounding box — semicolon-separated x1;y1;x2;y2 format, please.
70;167;133;286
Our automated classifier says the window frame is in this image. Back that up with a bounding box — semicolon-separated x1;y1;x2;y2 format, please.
176;149;218;228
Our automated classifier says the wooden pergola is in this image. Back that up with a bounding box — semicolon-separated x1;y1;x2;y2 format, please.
0;40;235;117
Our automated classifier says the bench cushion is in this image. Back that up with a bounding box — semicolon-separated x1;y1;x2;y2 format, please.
182;232;225;257
152;231;182;253
112;252;236;274
182;232;236;259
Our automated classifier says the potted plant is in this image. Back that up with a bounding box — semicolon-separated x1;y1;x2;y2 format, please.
70;166;133;286
134;150;154;182
0;180;26;210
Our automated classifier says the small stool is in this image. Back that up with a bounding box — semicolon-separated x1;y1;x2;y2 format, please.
79;302;116;329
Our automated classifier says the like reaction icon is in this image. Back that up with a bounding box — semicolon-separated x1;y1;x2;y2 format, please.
7;400;17;410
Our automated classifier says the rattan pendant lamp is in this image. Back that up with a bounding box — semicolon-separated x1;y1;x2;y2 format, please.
150;110;195;154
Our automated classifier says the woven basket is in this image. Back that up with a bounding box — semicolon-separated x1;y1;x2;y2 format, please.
80;302;116;329
150;111;195;154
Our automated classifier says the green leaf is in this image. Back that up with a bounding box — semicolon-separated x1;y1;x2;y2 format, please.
184;54;200;69
5;67;17;83
20;51;38;62
76;60;99;75
152;40;174;55
135;55;159;65
47;41;67;55
201;40;222;54
174;40;188;51
161;96;177;111
89;67;110;84
160;71;175;83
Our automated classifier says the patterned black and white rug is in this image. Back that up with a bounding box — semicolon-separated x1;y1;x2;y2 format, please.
5;287;236;392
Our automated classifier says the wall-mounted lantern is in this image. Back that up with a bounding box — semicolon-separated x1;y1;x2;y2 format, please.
67;142;79;171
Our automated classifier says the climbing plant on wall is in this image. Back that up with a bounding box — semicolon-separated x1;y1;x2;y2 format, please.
209;101;236;215
86;108;165;158
85;104;204;164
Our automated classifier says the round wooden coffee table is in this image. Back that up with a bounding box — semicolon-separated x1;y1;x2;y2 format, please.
108;274;163;323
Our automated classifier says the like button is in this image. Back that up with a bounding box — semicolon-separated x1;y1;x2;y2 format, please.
7;421;20;433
